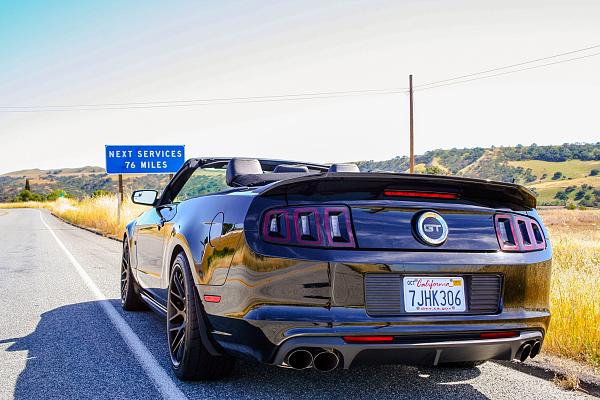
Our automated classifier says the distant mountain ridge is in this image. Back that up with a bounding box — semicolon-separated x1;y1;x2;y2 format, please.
0;167;172;202
1;142;599;205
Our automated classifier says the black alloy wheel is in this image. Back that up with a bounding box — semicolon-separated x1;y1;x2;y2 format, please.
168;264;187;367
120;240;146;310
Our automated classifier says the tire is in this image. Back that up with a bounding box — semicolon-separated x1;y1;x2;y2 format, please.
120;240;147;311
438;360;487;368
167;252;234;380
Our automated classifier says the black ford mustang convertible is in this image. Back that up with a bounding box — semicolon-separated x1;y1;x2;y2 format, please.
121;157;551;380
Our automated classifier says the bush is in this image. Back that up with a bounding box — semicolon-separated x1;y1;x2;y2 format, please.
566;203;577;210
552;171;563;180
91;189;112;198
14;190;45;202
47;189;72;201
591;169;599;176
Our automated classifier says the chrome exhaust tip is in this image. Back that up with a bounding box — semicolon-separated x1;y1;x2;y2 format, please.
516;343;532;362
286;349;313;370
313;350;340;372
530;340;541;359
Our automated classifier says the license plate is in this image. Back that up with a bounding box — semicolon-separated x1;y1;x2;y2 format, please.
403;277;466;313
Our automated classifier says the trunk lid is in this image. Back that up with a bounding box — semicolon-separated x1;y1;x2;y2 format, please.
254;172;534;252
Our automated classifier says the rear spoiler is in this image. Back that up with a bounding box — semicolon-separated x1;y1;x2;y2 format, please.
256;172;536;210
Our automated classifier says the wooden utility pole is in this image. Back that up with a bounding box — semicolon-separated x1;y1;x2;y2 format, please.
409;74;415;173
117;174;123;226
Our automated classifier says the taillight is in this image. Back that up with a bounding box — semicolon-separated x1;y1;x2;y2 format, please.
384;190;459;200
494;213;546;252
343;336;394;343
262;209;290;243
262;206;355;248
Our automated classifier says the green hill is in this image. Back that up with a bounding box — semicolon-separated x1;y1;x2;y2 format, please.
355;142;599;207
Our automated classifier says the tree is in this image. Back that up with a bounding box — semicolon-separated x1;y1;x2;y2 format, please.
552;171;563;180
14;190;44;202
574;190;586;201
423;166;447;175
554;191;568;201
591;169;599;176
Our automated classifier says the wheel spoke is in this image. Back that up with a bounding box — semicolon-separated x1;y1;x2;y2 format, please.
171;328;184;354
169;309;185;322
169;289;183;302
176;333;185;360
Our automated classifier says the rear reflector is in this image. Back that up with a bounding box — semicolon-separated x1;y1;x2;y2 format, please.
342;336;394;343
203;295;221;303
384;190;459;199
479;331;518;339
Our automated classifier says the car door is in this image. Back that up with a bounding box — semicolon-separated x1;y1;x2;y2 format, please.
135;205;175;298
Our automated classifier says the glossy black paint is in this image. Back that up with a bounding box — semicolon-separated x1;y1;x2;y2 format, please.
125;159;551;369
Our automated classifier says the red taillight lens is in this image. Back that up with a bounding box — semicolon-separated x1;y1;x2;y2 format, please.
324;207;355;248
343;336;394;343
293;207;322;245
494;214;546;252
262;209;290;243
479;331;518;339
384;190;459;199
203;295;221;303
262;206;355;248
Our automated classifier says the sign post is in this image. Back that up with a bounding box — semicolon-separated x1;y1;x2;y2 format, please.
105;145;185;227
117;174;123;227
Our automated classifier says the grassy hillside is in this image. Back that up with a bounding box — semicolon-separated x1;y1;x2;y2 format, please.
1;143;599;206
507;160;600;182
356;143;600;207
0;167;226;202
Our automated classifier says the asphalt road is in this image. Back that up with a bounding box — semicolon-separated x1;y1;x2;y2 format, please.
0;208;593;400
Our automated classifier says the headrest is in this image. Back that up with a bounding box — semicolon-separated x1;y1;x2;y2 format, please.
226;158;263;186
328;163;360;173
273;164;309;173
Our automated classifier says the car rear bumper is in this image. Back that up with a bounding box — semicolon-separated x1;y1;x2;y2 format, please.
271;330;543;369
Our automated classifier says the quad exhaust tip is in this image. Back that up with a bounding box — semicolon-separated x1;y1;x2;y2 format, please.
286;349;313;370
530;340;541;359
313;351;340;372
519;344;532;362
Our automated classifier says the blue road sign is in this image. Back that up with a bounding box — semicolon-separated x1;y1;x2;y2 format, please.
105;145;185;174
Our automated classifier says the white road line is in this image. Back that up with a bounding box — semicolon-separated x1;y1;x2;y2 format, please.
39;211;188;400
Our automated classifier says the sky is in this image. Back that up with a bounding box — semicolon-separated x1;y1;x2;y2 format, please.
1;0;599;173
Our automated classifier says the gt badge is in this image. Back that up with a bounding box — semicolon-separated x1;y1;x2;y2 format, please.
415;211;448;246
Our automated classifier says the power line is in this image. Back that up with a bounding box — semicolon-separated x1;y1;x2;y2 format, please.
1;44;599;112
414;43;600;89
0;87;407;112
414;51;600;92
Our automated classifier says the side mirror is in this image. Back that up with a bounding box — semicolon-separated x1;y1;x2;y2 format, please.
131;190;158;206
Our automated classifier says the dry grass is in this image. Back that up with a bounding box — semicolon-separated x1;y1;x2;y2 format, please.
2;199;599;367
539;209;600;369
553;372;580;391
0;195;147;238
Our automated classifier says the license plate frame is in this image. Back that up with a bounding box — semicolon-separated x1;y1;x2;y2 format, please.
403;276;467;313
